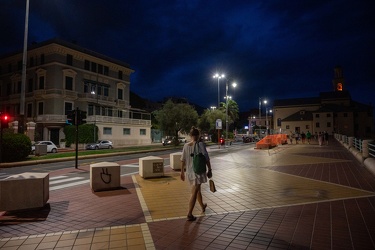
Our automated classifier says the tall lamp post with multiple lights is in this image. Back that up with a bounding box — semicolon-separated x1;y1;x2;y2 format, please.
259;98;267;136
213;73;225;108
225;81;237;146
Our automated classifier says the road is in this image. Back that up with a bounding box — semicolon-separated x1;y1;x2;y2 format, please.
0;142;254;191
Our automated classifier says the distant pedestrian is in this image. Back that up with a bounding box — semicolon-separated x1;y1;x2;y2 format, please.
289;131;294;144
314;132;318;141
301;132;306;144
306;131;312;144
318;132;323;146
324;131;329;145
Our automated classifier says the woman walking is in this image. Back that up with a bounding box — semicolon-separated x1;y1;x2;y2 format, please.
180;127;212;221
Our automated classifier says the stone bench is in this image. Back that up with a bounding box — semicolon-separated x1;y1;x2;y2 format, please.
139;156;164;178
90;162;120;191
170;152;182;170
0;172;49;211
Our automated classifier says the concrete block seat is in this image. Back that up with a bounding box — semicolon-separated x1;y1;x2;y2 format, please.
0;172;49;211
139;156;164;178
90;162;121;192
170;152;182;170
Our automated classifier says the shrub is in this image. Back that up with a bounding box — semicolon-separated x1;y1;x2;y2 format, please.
1;133;32;162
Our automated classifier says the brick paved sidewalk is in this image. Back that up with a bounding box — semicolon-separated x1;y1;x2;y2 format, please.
1;138;375;249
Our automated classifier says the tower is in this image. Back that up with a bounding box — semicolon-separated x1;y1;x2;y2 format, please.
332;66;344;91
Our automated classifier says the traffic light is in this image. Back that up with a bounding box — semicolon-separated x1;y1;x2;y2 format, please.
0;112;10;129
77;110;87;125
66;110;76;125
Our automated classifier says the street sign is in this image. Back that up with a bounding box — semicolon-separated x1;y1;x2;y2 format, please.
216;119;222;129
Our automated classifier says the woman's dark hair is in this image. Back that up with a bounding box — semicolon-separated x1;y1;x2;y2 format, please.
189;126;200;137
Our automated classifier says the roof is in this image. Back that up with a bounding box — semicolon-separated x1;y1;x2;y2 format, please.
273;97;320;107
0;38;133;70
319;90;351;100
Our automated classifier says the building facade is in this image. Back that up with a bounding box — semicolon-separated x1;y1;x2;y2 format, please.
0;39;151;146
272;67;374;139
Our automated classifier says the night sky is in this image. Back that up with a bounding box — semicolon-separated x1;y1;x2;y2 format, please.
1;0;374;112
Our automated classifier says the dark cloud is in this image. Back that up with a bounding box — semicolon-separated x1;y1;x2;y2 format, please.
1;0;374;111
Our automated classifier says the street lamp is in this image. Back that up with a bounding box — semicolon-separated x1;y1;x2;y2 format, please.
259;98;267;136
225;81;237;147
91;86;99;142
213;73;225;108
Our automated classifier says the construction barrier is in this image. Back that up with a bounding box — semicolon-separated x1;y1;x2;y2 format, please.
256;134;288;149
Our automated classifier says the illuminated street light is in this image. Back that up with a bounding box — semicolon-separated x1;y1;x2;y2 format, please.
213;73;225;108
225;81;237;147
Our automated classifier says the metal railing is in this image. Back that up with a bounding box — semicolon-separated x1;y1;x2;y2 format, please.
369;142;375;158
353;138;363;152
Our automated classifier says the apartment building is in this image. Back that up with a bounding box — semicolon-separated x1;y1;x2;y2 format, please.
0;38;151;146
272;67;374;139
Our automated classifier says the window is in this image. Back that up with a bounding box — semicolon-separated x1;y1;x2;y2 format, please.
91;62;97;73
118;110;123;118
17;81;21;93
27;103;32;118
40;54;45;64
65;76;73;90
327;122;331;127
316;122;320;128
98;64;103;74
104;87;109;96
108;108;112;117
123;128;130;135
315;114;320;118
39;76;45;89
38;102;44;115
84;60;90;70
64;102;73;115
104;66;109;76
84;83;89;93
95;106;100;115
17;61;22;70
277;118;281;127
67;54;73;65
117;88;123;100
27;79;33;92
118;70;123;80
103;127;112;135
97;86;102;95
140;129;146;135
88;105;94;116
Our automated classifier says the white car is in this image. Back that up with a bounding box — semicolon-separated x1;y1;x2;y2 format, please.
31;141;58;154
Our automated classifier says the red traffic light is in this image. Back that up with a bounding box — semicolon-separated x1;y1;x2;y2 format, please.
1;113;10;129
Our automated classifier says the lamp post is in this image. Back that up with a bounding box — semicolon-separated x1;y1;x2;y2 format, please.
19;0;30;133
213;73;225;108
91;86;99;142
225;81;236;147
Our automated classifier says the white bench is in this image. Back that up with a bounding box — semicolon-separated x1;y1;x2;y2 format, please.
90;162;120;191
0;172;49;211
170;152;182;170
139;156;164;178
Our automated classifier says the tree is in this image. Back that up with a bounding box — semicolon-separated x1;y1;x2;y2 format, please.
153;99;199;145
219;99;239;126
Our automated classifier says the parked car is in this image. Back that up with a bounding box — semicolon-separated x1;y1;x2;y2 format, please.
178;137;187;143
31;141;58;154
86;140;113;150
162;136;174;146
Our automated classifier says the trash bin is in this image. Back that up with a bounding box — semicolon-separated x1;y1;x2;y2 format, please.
35;144;47;156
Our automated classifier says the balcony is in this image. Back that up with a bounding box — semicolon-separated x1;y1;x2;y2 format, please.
36;114;66;123
86;115;151;126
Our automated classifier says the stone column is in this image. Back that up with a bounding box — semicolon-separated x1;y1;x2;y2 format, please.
348;137;354;148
